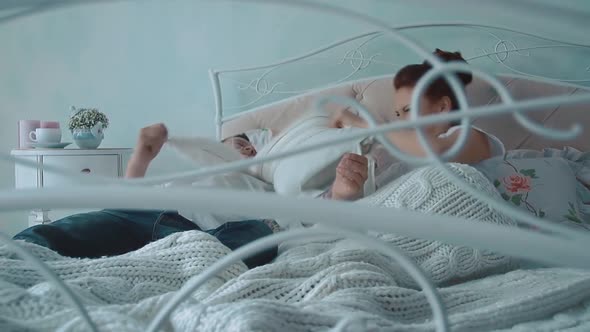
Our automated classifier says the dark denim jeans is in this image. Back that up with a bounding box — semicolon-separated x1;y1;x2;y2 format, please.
13;209;277;269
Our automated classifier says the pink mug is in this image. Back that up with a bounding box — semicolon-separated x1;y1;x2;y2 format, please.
18;120;41;149
40;121;60;129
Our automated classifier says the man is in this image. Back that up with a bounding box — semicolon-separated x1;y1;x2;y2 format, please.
221;133;257;158
13;123;369;268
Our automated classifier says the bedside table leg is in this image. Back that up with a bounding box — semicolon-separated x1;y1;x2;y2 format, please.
29;209;51;227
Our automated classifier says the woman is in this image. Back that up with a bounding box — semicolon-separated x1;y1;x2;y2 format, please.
330;49;505;191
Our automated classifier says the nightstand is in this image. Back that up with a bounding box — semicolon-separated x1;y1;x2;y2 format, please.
10;148;132;226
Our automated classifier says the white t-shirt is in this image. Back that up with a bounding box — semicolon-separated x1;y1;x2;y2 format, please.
370;125;505;190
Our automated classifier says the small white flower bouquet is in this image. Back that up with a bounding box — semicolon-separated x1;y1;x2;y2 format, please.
68;106;109;131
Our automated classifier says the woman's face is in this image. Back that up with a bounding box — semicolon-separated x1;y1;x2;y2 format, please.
393;87;452;134
224;136;257;158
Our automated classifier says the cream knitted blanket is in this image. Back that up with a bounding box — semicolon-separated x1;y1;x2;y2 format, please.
1;164;590;331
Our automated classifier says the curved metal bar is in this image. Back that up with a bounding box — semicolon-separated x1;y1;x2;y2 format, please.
210;0;447;138
211;0;589;249
463;24;590;49
0;0;130;25
1;186;589;268
7;86;589;190
0;4;55;25
220;1;449;83
468;44;586;62
209;69;224;141
211;31;382;74
470;27;590;83
0;232;98;332
406;64;472;165
496;58;590;84
313;93;587;243
500;72;590;91
127;90;590;187
407;63;584;240
416;63;581;143
154;1;589;191
314;94;472;166
1;2;590;332
218;73;399;123
231;42;590;98
212;23;590;75
146;226;449;332
219;70;590;126
212;20;590;133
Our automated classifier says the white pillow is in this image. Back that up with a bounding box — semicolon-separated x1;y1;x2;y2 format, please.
252;114;371;196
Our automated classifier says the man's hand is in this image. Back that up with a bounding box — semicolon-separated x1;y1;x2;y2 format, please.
135;123;168;163
126;123;168;178
330;153;369;201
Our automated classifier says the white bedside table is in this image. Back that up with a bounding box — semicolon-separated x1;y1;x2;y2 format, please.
10;148;132;226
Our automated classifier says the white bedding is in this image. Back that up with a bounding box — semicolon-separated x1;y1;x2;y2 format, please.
3;164;590;331
164;137;273;229
251;113;371;197
3;232;590;331
167;117;373;199
0;231;590;331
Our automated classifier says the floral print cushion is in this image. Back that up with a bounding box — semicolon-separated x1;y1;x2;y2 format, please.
475;157;586;228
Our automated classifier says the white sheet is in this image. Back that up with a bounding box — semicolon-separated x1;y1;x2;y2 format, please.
165;137;273;229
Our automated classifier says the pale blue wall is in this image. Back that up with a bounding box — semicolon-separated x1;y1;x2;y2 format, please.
0;0;588;235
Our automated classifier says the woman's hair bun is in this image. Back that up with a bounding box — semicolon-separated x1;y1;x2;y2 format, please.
422;48;473;86
433;48;466;62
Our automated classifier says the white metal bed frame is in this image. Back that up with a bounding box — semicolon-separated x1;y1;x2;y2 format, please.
210;24;590;140
2;1;590;331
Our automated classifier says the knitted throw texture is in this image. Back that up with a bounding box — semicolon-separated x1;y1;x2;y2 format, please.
2;164;590;331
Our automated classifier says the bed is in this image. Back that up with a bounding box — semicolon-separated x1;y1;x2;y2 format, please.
2;1;590;331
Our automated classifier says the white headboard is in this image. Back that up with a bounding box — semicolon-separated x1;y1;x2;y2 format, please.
218;74;590;151
210;23;590;151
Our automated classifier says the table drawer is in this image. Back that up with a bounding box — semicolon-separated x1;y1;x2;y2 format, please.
42;155;119;187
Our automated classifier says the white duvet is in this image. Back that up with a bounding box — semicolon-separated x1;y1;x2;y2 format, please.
3;232;590;331
2;164;590;331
